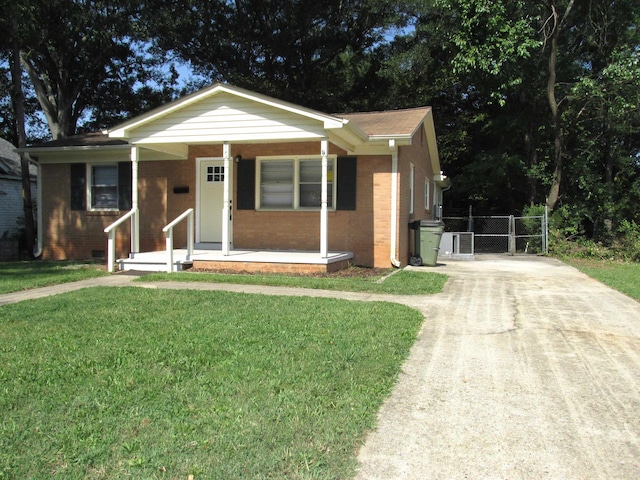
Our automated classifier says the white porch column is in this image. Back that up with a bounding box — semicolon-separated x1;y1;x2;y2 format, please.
320;139;329;258
222;142;231;256
130;146;140;254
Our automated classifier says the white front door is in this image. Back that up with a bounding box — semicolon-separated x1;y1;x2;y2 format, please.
199;159;225;242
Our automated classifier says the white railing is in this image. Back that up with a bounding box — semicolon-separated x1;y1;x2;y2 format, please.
162;208;194;272
104;208;138;273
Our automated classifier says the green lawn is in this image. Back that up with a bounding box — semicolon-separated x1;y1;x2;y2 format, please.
139;269;448;295
0;261;107;294
565;258;640;301
0;287;423;479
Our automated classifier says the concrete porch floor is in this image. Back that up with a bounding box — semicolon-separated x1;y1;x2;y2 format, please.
118;247;354;273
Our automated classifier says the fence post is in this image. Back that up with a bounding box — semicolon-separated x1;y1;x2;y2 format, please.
544;205;549;254
508;215;516;255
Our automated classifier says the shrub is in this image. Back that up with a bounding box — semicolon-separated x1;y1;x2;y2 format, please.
614;220;640;261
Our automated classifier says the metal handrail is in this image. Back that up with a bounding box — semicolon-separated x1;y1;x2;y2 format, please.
104;208;138;273
162;208;194;272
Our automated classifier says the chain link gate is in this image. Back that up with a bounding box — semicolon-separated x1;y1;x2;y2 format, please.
442;208;548;256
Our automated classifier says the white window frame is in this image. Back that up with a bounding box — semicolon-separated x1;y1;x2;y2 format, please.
425;177;431;210
409;163;415;214
256;155;336;210
88;163;119;211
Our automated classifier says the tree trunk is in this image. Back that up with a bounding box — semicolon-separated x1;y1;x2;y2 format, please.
20;53;78;140
524;123;538;206
545;0;575;212
603;110;613;238
10;19;36;258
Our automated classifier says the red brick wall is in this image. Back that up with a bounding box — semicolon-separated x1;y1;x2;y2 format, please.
41;163;130;260
228;141;392;268
396;127;436;265
41;133;434;269
41;159;193;261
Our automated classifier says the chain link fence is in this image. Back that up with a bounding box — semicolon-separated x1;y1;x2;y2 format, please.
442;209;548;255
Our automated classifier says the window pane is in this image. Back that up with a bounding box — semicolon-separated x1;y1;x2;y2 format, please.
93;165;118;186
92;165;118;208
300;184;321;207
261;161;293;183
261;184;293;207
299;159;333;208
299;184;334;207
261;161;293;208
92;186;118;208
300;160;321;182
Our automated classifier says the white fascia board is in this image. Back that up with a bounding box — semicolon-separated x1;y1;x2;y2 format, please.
26;146;131;164
213;84;347;127
22;144;185;163
109;83;347;139
369;134;413;145
134;142;189;159
423;112;442;175
337;119;368;142
17;144;130;155
345;136;412;155
108;85;227;137
434;173;451;188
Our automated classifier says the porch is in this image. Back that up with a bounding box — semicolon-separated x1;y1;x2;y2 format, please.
117;246;354;274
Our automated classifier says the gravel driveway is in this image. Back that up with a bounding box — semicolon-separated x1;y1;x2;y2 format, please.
356;255;640;479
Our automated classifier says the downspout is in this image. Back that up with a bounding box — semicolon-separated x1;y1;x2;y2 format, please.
389;140;401;268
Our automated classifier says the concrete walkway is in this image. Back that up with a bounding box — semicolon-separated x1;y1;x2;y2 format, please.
2;256;640;478
0;271;141;306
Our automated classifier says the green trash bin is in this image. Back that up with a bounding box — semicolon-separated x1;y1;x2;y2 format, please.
419;220;445;266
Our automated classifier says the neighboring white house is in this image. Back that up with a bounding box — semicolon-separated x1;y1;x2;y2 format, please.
0;138;37;239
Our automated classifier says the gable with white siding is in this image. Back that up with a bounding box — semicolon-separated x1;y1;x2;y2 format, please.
111;87;342;145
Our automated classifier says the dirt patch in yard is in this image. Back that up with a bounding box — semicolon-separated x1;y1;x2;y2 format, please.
189;265;391;278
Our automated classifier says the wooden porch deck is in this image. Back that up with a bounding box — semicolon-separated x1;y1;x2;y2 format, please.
117;247;353;274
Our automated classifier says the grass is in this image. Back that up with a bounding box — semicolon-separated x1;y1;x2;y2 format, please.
563;258;640;301
0;261;107;294
138;269;448;295
0;287;423;479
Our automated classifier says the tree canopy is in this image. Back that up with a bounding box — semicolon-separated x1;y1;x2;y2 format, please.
1;0;639;249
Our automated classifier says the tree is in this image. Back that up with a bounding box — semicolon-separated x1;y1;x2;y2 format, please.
144;0;408;112
541;0;575;212
3;0;180;140
384;0;639;242
0;0;182;256
7;16;36;257
376;0;544;213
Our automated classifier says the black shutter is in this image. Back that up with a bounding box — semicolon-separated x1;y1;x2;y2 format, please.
70;163;86;210
118;162;132;210
236;158;255;210
336;156;357;210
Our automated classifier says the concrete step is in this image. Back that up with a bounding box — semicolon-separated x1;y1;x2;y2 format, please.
116;251;193;272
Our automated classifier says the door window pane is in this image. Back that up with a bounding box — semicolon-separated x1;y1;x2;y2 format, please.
207;165;224;182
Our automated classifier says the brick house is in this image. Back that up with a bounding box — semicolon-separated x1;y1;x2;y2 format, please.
22;84;449;273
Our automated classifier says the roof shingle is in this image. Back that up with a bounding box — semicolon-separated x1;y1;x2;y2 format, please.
339;107;431;137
